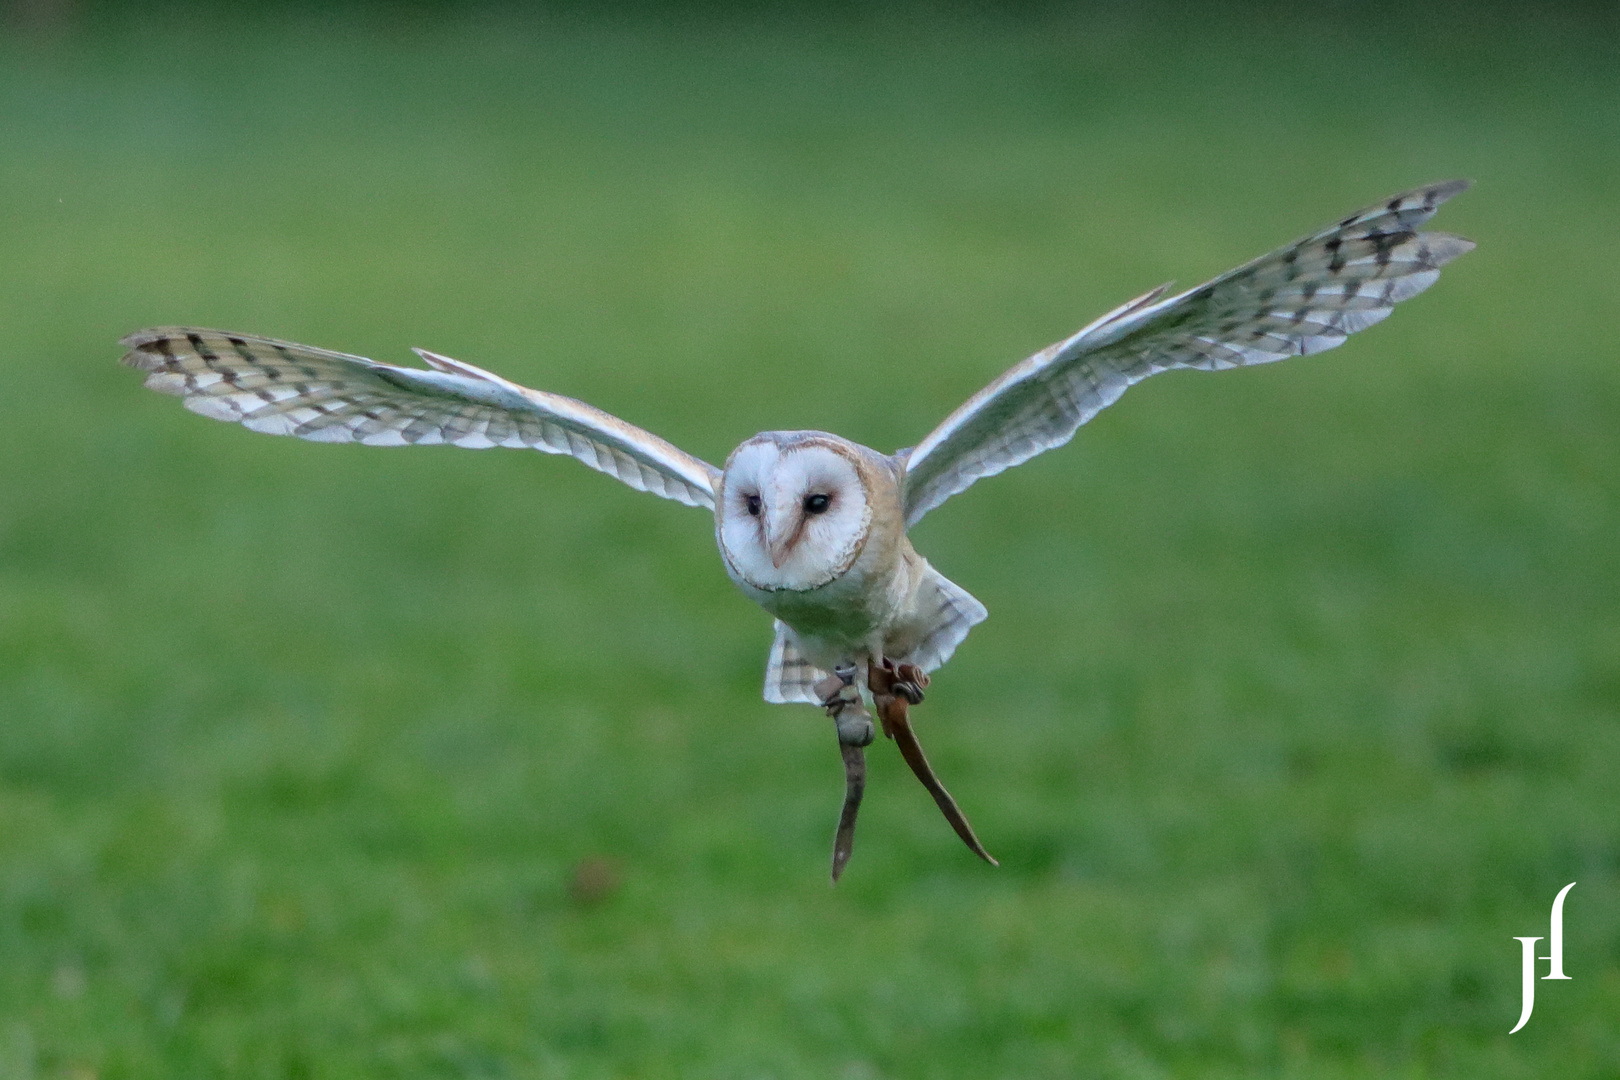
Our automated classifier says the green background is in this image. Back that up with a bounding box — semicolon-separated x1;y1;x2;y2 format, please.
0;4;1616;1076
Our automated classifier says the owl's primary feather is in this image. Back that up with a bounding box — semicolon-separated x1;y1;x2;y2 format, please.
900;180;1474;527
120;328;722;509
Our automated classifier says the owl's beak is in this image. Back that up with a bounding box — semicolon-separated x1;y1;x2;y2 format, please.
765;506;804;569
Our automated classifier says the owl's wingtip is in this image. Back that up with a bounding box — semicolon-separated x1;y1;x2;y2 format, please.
412;346;506;384
411;346;454;372
118;328;182;369
119;326;190;351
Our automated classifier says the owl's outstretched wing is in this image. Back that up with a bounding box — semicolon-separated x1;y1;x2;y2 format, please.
122;328;723;510
899;181;1474;528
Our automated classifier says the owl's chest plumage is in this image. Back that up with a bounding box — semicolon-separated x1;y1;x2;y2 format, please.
723;519;934;672
734;524;901;625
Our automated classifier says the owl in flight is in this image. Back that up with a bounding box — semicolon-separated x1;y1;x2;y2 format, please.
124;181;1473;879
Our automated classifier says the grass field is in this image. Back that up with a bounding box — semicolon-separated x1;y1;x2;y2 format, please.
0;5;1617;1077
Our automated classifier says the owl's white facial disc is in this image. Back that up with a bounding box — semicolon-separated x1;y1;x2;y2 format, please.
718;438;872;592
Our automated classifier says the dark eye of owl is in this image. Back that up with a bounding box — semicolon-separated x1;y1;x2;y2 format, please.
744;493;761;516
803;493;831;515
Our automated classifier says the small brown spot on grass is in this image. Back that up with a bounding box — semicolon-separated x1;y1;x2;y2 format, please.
568;856;621;907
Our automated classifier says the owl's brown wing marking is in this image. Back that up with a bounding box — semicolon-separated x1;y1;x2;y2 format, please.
122;328;722;510
900;180;1474;528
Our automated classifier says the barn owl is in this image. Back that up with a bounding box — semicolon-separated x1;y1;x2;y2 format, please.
123;181;1473;879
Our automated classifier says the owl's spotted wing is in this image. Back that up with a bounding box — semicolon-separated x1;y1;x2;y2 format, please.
900;181;1474;527
122;328;722;509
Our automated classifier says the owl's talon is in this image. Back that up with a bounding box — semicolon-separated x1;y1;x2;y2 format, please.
894;662;928;703
816;663;862;713
813;677;847;707
817;664;863;716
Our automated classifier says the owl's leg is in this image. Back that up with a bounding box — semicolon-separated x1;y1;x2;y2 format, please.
815;663;872;882
869;659;998;867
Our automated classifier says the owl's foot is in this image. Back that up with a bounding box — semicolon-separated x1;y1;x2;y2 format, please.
869;659;998;868
815;663;873;747
890;664;926;706
867;658;928;740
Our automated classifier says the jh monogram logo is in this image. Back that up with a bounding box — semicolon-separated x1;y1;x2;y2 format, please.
1510;882;1576;1034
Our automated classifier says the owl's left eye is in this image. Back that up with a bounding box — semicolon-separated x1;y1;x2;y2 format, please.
745;494;762;516
803;493;831;515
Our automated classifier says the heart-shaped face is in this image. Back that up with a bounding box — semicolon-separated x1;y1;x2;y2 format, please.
717;433;873;593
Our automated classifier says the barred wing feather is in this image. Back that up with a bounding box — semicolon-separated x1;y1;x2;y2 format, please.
901;181;1474;528
122;328;722;510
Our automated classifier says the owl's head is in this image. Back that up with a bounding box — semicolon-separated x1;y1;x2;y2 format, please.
716;432;876;592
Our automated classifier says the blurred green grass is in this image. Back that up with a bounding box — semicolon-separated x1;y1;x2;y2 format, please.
0;5;1617;1077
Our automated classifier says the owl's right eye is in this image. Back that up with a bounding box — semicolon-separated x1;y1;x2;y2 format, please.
745;494;761;516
